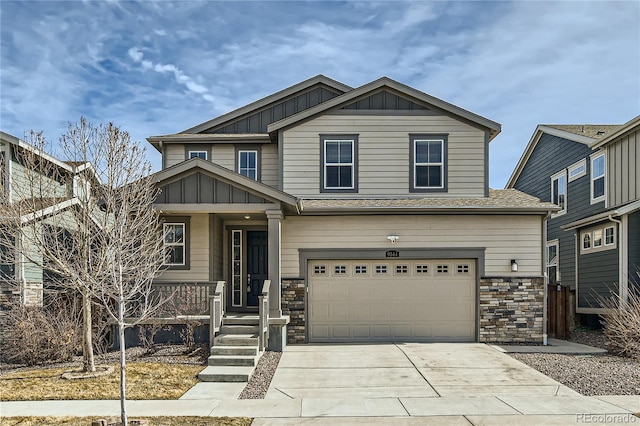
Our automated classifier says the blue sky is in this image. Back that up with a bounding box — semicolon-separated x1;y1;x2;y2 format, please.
1;1;638;188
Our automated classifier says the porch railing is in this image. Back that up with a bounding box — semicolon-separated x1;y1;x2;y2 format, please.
209;281;226;347
151;282;216;316
258;280;270;352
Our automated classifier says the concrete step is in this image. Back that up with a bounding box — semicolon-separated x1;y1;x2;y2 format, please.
198;365;255;382
220;324;259;334
210;345;258;356
208;354;258;367
223;315;259;326
214;334;258;346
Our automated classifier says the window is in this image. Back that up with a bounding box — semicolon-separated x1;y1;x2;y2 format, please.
605;226;615;245
593;229;603;248
0;150;6;192
321;136;357;192
456;264;470;274
232;230;242;306
591;153;605;203
313;265;327;275
568;159;586;182
395;264;408;275
375;265;388;274
547;240;559;284
581;224;616;254
164;223;185;266
354;265;368;275
238;150;258;180
551;171;567;215
334;265;347;275
411;135;447;192
188;151;207;160
416;264;429;274
436;264;449;274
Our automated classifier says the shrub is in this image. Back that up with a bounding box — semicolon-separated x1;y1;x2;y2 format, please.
598;284;640;360
2;295;83;365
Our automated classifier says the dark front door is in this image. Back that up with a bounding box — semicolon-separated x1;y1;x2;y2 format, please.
246;231;268;307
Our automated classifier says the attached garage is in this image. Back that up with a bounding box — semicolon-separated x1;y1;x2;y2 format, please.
308;259;477;342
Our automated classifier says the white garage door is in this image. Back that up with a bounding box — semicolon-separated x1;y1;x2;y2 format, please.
308;259;476;342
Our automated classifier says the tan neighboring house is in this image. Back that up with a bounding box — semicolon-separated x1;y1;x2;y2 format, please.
149;75;558;349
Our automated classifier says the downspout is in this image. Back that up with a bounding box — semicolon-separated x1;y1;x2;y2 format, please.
608;214;624;308
543;212;550;346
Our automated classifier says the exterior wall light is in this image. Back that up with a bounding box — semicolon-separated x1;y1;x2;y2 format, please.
387;235;399;244
511;259;518;272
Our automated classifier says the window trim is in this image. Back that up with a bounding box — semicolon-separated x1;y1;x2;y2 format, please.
236;147;260;181
550;170;567;217
590;153;606;204
568;159;586;182
409;134;448;193
320;134;358;193
184;145;212;162
546;239;559;283
580;223;616;254
162;217;190;270
188;150;208;160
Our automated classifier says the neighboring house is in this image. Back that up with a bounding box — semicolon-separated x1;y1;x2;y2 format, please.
0;131;94;306
148;75;557;348
507;116;640;321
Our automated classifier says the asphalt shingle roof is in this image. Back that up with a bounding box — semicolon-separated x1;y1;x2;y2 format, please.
544;125;622;139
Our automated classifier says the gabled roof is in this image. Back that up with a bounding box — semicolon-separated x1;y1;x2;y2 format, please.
506;124;621;188
153;157;298;208
591;115;640;149
299;189;558;214
1;130;75;173
180;75;352;135
267;77;501;140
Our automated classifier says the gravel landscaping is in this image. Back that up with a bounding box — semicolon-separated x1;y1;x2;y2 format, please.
510;329;640;396
238;351;282;399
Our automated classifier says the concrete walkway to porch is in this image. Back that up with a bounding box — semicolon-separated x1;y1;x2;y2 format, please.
1;342;638;424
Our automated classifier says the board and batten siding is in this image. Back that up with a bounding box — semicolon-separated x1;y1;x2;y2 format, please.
156;214;209;282
607;128;640;208
281;215;542;277
281;115;486;197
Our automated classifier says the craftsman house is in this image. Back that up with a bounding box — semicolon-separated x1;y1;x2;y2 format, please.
507;116;640;324
149;75;558;349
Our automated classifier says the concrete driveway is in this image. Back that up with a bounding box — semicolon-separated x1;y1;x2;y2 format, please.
265;343;578;399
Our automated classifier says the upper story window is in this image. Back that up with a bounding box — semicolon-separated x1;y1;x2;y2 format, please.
320;135;358;193
591;153;605;204
188;151;207;160
568;159;586;182
551;171;567;216
0;150;7;194
410;134;447;192
163;218;189;269
238;150;258;180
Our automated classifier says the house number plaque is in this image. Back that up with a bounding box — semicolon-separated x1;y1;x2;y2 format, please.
386;250;400;258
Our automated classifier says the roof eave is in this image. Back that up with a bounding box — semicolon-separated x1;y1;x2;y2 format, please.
179;75;353;135
299;206;558;215
591;115;640;149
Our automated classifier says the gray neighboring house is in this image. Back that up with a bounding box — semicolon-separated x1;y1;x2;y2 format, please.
507;116;640;321
148;75;557;348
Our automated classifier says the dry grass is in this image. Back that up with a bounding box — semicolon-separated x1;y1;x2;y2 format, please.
0;362;204;401
0;417;252;426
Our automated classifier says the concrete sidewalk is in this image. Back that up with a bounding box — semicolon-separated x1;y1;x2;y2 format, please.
1;395;638;423
1;342;638;424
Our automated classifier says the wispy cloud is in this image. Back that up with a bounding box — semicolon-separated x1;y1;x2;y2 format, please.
1;1;638;184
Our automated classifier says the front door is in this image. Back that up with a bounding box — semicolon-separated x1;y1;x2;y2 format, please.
246;231;268;307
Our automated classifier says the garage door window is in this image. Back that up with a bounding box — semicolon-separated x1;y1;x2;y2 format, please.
334;265;347;275
395;264;409;275
416;264;429;274
375;265;388;274
313;265;327;275
456;264;470;274
436;264;450;275
354;265;368;275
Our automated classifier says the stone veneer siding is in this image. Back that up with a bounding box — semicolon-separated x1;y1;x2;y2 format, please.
281;276;544;344
281;278;305;344
479;277;544;343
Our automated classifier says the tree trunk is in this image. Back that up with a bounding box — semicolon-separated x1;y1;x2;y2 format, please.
82;291;96;372
119;300;127;426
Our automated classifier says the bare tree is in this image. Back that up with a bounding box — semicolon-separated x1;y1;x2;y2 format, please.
0;118;166;426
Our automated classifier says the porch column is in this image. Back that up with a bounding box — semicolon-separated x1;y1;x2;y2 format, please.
266;209;283;318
